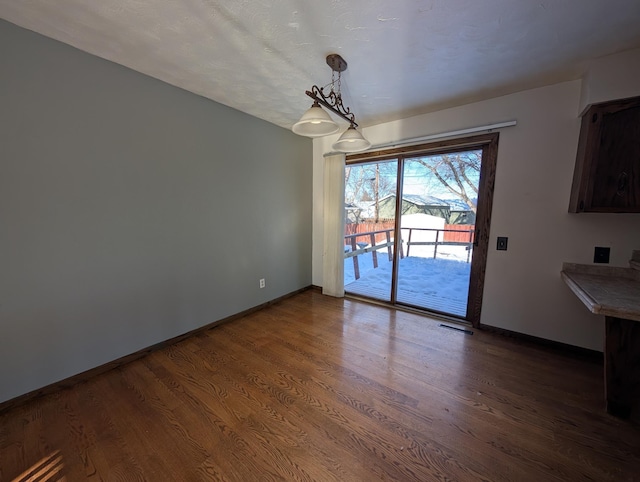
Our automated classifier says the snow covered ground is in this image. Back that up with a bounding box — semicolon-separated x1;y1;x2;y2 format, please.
344;244;471;316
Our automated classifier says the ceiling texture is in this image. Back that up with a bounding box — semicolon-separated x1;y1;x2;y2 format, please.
2;0;640;130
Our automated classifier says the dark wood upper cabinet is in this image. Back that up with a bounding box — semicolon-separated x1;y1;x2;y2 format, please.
569;96;640;213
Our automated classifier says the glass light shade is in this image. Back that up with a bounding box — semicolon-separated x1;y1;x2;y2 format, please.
292;104;339;137
332;126;371;153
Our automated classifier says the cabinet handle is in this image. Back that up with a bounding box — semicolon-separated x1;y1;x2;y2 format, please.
616;172;628;196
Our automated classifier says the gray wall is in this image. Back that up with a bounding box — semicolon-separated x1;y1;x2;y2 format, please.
0;19;312;403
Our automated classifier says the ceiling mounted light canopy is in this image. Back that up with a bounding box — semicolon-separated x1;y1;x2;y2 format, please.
293;54;370;153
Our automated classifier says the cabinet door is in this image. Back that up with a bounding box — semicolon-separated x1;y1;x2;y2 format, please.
590;105;640;210
569;96;640;213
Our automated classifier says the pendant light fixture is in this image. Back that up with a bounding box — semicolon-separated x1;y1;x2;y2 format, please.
293;54;370;153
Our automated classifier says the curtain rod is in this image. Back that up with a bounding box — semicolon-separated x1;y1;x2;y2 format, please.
323;120;517;157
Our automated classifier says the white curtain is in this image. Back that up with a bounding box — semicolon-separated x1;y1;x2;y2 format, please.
322;153;346;297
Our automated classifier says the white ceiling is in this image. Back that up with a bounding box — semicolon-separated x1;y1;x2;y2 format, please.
2;0;640;130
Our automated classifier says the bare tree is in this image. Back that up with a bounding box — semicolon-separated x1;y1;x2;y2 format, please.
345;162;397;221
416;151;480;213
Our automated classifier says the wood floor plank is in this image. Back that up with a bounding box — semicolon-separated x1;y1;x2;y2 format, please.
1;289;639;481
184;334;377;481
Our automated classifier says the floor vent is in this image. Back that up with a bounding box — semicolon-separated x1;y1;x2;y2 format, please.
439;324;473;335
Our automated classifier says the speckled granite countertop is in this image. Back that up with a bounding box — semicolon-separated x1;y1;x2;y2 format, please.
561;255;640;322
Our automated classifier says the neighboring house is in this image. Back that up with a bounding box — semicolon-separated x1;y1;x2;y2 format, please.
378;194;450;220
360;194;475;224
344;202;363;224
445;198;477;225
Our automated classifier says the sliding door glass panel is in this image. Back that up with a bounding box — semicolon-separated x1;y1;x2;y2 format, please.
395;151;481;316
344;160;398;302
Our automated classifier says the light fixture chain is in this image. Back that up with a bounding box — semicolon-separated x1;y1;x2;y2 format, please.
301;53;360;128
294;53;370;150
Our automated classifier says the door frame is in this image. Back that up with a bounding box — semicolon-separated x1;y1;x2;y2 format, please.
347;133;499;328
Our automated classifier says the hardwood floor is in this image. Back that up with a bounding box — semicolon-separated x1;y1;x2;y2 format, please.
1;289;639;481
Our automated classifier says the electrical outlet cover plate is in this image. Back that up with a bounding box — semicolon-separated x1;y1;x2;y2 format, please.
594;247;610;264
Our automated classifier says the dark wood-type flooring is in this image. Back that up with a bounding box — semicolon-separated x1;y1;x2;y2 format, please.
1;289;639;481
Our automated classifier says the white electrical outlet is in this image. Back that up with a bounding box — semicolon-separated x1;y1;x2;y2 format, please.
259;278;265;288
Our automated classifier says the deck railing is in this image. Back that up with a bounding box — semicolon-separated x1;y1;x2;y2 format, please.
345;226;475;280
344;229;397;281
404;227;475;261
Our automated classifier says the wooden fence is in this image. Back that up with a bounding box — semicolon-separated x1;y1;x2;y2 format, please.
346;222;474;242
345;221;395;244
443;224;476;242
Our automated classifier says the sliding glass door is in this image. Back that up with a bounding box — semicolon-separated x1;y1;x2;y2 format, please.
344;160;398;302
343;134;498;326
395;151;480;316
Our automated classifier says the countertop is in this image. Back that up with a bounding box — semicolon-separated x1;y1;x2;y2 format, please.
561;262;640;322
